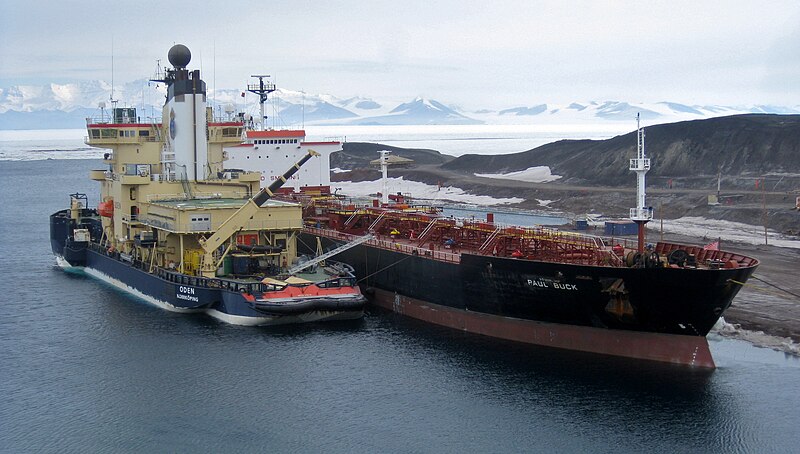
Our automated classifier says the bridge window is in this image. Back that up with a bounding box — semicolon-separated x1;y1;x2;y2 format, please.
222;127;239;137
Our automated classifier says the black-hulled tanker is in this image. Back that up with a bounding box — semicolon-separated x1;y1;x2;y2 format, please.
291;120;759;368
297;211;756;368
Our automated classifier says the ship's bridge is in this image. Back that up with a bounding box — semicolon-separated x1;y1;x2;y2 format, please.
85;107;162;146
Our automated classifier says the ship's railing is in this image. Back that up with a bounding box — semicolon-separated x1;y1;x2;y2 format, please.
85;115;161;125
85;135;145;145
99;169;180;183
146;191;251;202
87;240;356;295
136;215;302;233
149;173;179;182
629;207;654;221
303;226;461;264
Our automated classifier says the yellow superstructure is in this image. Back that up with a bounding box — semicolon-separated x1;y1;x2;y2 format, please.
86;109;304;278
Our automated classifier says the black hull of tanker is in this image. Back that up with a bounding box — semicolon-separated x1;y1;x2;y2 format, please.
301;232;757;367
50;210;363;325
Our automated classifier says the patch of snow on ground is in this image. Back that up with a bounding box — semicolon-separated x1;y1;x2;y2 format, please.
331;167;351;173
333;177;524;205
712;317;800;356
651;216;800;249
537;199;554;207
475;166;562;183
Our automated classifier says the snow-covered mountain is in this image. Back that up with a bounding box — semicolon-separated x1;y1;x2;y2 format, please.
339;97;482;125
468;100;788;125
0;79;165;114
1;79;798;130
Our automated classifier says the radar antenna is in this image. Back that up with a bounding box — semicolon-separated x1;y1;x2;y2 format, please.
247;75;276;131
110;36;117;111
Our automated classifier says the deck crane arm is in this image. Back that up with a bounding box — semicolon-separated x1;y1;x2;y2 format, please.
197;149;320;276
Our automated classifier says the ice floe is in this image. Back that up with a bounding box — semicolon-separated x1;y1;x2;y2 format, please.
712;318;800;356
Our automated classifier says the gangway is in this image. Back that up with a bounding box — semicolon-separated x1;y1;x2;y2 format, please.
287;233;374;274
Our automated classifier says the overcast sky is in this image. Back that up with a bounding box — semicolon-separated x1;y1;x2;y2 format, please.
1;0;798;109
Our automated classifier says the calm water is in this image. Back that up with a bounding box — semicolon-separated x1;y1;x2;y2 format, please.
2;158;799;453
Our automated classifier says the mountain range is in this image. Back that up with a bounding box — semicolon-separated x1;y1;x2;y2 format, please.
1;79;799;130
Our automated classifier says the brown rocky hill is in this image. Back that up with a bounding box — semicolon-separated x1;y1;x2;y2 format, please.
329;114;800;233
331;143;453;169
441;114;800;189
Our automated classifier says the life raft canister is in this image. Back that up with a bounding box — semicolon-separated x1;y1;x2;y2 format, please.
98;200;114;218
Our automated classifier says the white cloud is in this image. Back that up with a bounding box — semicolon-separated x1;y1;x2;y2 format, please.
1;1;799;108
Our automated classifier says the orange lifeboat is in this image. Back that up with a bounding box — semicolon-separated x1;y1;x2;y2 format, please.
98;200;114;218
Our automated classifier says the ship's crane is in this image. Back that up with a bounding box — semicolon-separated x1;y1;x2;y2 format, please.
197;149;320;277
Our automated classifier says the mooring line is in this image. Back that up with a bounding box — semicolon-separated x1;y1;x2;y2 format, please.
357;254;416;284
751;276;800;299
729;277;800;300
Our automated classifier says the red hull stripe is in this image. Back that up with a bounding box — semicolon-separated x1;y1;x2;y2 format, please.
369;288;715;368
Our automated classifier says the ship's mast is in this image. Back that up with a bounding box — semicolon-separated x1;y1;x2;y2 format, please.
629;113;653;253
247;75;276;131
110;37;118;113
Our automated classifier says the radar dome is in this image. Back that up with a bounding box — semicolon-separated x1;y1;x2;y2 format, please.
168;44;191;69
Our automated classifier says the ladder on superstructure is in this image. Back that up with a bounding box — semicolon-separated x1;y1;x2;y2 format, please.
414;218;440;246
368;212;387;232
343;210;362;229
152;119;162;142
478;227;503;253
286;234;374;274
177;166;193;199
180;175;193;199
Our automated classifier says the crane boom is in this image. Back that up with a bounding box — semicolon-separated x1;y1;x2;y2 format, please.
197;149;320;276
